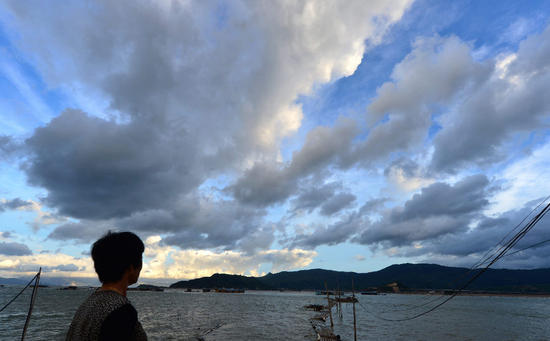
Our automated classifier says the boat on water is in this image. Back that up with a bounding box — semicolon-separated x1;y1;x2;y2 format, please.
215;288;244;293
334;296;358;303
315;290;344;296
59;285;78;290
360;290;378;295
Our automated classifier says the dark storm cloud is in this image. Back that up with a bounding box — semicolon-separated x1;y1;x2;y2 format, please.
48;221;113;243
0;241;32;256
48;195;269;252
355;175;491;246
0;198;33;212
25;109;202;219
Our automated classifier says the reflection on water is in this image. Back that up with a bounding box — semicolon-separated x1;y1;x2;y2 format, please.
1;287;549;340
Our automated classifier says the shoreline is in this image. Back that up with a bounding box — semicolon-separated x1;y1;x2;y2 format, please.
397;291;550;298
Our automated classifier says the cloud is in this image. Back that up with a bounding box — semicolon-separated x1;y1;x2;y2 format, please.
431;25;550;172
24;109;203;219
351;35;491;166
142;236;317;279
158;198;268;251
0;1;413;254
490;141;550;215
291;182;341;214
48;194;269;253
228;118;358;207
0;135;20;159
0;198;33;212
48;221;113;244
289;181;355;216
320;193;356;216
387;200;550;269
289;210;365;249
0;241;32;256
0;251;94;277
227;29;537;207
0;236;316;279
355;174;492;246
354;254;366;261
47;263;80;272
0;198;66;230
384;157;434;192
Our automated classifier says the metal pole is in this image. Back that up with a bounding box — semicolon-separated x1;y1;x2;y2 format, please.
21;268;41;341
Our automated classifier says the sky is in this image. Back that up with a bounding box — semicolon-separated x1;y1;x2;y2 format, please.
1;0;550;285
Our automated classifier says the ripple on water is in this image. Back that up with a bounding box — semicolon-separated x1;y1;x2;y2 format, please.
1;289;550;340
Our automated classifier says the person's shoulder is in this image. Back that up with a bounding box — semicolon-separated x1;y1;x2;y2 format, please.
99;303;139;340
91;289;130;305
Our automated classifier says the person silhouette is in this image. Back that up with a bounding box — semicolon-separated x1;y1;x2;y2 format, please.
66;231;147;340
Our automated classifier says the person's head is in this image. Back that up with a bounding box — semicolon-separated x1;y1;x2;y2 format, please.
91;231;145;285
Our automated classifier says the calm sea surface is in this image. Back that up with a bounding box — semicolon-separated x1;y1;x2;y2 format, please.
1;287;549;340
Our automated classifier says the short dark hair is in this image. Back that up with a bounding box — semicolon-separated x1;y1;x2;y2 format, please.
91;231;145;283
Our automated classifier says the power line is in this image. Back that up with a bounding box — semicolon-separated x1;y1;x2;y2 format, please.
366;199;550;322
470;195;550;270
0;274;38;313
377;196;550;315
504;238;550;258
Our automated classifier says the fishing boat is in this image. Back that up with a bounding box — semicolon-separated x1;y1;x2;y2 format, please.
215;288;244;293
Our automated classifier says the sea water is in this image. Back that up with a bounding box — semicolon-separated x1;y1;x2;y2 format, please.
1;287;549;340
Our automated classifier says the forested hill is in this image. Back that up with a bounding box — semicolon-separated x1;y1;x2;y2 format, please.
170;263;550;293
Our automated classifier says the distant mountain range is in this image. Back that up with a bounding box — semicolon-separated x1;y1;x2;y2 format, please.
170;263;550;293
0;277;30;286
0;276;100;287
4;263;550;293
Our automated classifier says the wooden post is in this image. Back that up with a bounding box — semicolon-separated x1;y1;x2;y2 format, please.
325;282;334;329
21;267;41;341
352;278;357;341
337;282;342;318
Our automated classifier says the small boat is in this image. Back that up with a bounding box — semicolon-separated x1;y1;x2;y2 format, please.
215;288;244;293
361;291;378;295
334;296;358;303
202;288;211;292
59;285;78;290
